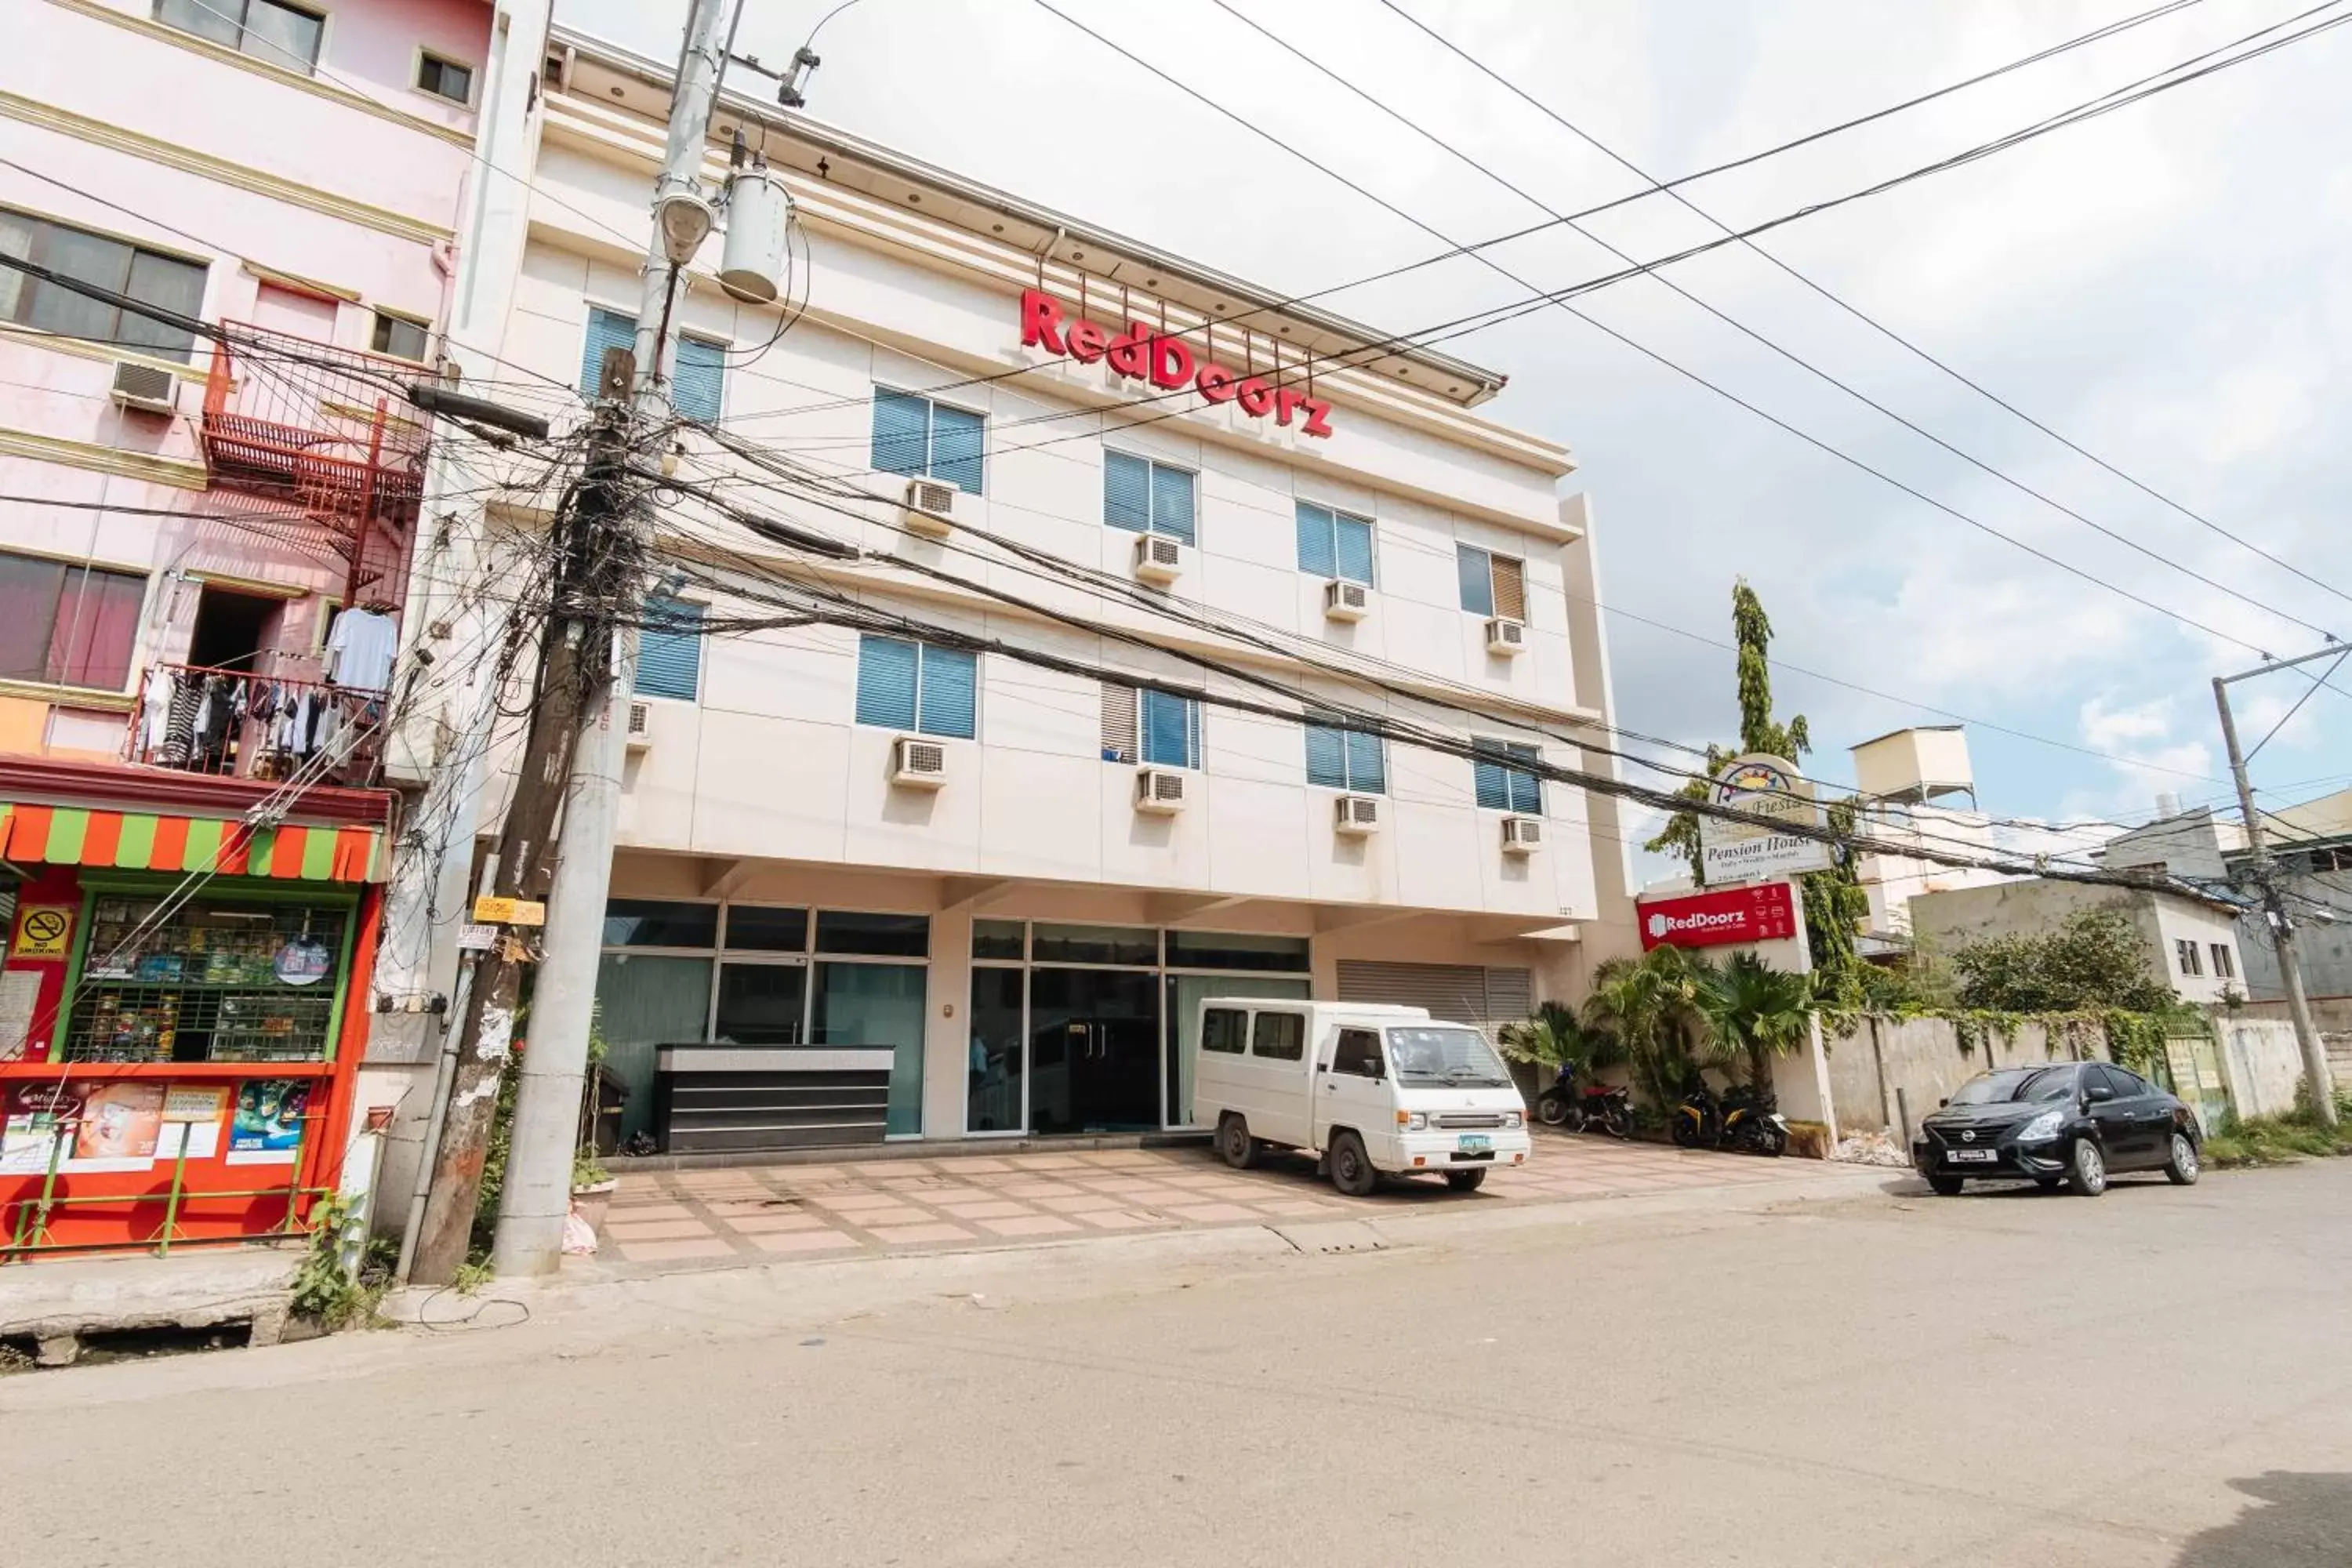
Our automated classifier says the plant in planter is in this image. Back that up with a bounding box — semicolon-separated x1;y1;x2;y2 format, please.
568;1006;618;1237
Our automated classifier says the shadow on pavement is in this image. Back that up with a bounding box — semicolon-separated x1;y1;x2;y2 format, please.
2172;1472;2352;1566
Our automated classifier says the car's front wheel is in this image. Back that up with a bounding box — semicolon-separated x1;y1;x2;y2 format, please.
1444;1169;1487;1192
1217;1114;1259;1171
1926;1173;1965;1196
1328;1131;1379;1197
2065;1138;2108;1196
2165;1131;2201;1186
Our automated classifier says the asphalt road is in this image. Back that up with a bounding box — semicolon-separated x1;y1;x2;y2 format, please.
4;1159;2348;1566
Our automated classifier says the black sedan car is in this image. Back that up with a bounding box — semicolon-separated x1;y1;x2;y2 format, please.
1911;1062;2201;1196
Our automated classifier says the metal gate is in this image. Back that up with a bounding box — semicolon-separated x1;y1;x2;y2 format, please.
2157;1026;2230;1134
1334;961;1533;1042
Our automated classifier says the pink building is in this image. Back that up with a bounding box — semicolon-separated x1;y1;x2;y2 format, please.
0;0;495;1260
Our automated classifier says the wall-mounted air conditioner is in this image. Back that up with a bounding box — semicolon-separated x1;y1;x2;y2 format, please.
110;361;176;416
891;735;949;789
1323;579;1370;622
900;476;960;539
1485;617;1526;656
1501;815;1544;854
1133;533;1186;586
1334;794;1381;835
625;700;653;751
1134;766;1187;814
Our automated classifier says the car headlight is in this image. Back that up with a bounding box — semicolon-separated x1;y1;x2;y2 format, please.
1405;1111;1428;1131
1503;1111;1523;1130
2020;1109;2063;1142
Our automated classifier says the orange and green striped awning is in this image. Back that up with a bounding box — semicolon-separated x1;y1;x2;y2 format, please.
0;802;385;883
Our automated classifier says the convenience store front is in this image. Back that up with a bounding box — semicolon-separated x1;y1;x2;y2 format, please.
0;765;387;1260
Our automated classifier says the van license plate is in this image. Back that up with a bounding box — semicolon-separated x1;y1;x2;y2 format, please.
1456;1134;1491;1153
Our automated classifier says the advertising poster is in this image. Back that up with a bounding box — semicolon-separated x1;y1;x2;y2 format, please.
156;1084;230;1160
0;1082;82;1175
67;1081;165;1172
227;1079;310;1165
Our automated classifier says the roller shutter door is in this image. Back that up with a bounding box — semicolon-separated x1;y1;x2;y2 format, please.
1334;961;1533;1041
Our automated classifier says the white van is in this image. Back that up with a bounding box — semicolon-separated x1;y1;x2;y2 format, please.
1192;999;1532;1196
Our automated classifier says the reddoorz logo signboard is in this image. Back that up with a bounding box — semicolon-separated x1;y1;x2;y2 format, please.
1637;881;1799;951
1018;289;1335;438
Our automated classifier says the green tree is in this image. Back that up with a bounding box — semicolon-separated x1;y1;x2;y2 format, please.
1497;1000;1624;1077
1643;579;1867;1009
1950;906;2178;1013
1695;949;1816;1091
1583;946;1715;1112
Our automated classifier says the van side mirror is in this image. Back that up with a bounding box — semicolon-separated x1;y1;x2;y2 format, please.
1938;1098;1949;1109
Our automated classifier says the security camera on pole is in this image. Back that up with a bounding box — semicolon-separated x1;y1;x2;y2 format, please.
489;0;786;1275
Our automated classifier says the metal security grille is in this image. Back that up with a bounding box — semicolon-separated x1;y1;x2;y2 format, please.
1334;960;1534;1043
65;896;347;1063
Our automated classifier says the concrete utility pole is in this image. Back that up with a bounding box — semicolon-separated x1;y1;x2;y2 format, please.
2214;647;2343;1129
488;0;737;1276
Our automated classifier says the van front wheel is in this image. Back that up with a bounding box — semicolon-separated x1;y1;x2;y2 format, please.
1216;1114;1259;1171
1328;1131;1379;1197
1444;1168;1487;1192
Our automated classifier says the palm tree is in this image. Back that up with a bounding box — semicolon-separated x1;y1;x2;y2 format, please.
1582;947;1714;1113
1498;1000;1624;1080
1695;950;1815;1093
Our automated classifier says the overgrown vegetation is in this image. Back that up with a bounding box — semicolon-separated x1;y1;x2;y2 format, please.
288;1196;394;1332
1645;579;1867;1012
1948;906;2176;1013
2203;1087;2352;1167
469;1004;610;1265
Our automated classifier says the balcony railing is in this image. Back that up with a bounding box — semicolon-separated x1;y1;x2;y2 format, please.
198;323;431;612
125;665;387;789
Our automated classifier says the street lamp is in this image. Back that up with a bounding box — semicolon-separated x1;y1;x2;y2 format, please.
655;190;714;265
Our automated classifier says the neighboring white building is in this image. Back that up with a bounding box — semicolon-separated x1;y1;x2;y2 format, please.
1907;879;2246;1006
387;28;1642;1151
1848;727;2003;949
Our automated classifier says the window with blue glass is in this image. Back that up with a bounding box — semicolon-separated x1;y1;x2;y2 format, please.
871;387;985;495
1472;739;1542;813
579;308;725;423
1140;688;1201;768
854;633;978;739
1296;503;1375;585
1305;720;1385;793
1103;450;1196;545
634;595;704;701
1457;544;1526;619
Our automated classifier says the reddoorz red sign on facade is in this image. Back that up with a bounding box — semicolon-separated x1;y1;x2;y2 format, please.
1638;881;1799;951
1018;288;1335;438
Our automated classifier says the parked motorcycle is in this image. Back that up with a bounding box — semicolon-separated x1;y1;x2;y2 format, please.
1534;1065;1635;1138
1671;1080;1789;1156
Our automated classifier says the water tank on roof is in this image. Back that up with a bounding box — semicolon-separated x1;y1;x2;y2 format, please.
1851;725;1976;805
719;167;791;305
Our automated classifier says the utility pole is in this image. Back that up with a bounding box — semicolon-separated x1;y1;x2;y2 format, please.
488;0;737;1275
2214;646;2343;1129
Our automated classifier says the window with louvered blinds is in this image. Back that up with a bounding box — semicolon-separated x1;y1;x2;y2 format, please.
1472;739;1542;813
1297;503;1374;585
578;310;724;422
1104;451;1194;543
855;634;977;738
1306;722;1385;793
579;307;635;399
634;595;703;701
873;389;986;495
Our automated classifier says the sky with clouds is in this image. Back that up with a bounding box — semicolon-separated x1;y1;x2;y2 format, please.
562;0;2352;878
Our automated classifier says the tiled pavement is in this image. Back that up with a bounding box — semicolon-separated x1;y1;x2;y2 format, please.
590;1135;1836;1274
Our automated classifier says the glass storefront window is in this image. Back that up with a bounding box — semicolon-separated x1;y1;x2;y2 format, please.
1165;931;1311;973
723;905;808;952
1030;923;1157;967
1164;973;1312;1127
971;919;1025;961
967;967;1024;1133
815;911;931;957
603;899;718;949
713;963;808;1044
813;961;927;1135
594;953;713;1142
67;895;350;1064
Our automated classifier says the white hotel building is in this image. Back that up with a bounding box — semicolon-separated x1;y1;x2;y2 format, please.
391;28;1642;1156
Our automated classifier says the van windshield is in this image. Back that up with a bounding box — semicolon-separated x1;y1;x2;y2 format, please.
1385;1027;1512;1089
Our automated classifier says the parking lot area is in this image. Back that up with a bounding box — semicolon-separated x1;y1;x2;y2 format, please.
590;1132;1850;1272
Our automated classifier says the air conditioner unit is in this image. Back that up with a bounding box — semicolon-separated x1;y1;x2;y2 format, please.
1485;617;1527;656
1501;814;1544;854
625;700;652;752
109;361;176;416
1134;766;1188;815
1133;533;1187;586
1334;794;1381;835
900;476;960;539
891;735;949;789
1323;579;1370;622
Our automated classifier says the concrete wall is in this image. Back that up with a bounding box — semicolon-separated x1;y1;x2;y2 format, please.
1824;1015;2103;1139
2213;1019;2308;1120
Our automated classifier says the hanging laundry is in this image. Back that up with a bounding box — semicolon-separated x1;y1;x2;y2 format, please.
326;607;398;691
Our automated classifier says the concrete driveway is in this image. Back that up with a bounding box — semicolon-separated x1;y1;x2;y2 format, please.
589;1132;1861;1273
